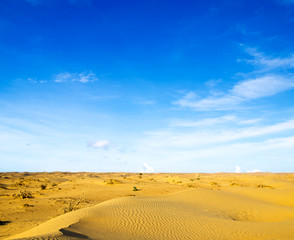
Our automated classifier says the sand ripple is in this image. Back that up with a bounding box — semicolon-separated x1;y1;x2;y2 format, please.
7;189;294;240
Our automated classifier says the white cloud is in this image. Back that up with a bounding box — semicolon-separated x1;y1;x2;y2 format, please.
87;140;111;150
232;75;294;99
174;75;294;111
246;169;261;173
28;77;47;84
235;166;241;173
143;118;294;149
244;48;294;71
170;116;262;128
141;163;154;173
174;48;294;111
170;115;236;127
76;72;97;83
54;73;72;83
174;92;241;111
54;71;97;83
205;79;222;88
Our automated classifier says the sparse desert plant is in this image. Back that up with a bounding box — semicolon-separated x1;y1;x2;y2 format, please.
133;186;138;191
0;220;10;226
105;179;122;185
12;179;26;187
230;182;238;186
13;189;34;199
190;179;194;181
51;182;58;187
23;203;33;207
256;184;274;189
40;184;47;190
63;193;85;213
210;182;220;187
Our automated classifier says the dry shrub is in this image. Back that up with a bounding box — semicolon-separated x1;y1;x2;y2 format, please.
23;203;33;207
105;179;122;185
13;189;34;199
187;184;197;188
63;193;85;213
12;179;26;187
210;182;221;187
256;184;274;189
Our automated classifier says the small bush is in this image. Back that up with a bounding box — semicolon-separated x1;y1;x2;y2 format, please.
105;179;122;185
40;184;47;190
13;189;34;199
133;186;138;191
63;193;85;213
23;203;33;207
12;180;25;187
256;184;274;189
210;182;220;187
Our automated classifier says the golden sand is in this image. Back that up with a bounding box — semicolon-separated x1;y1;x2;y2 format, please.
1;172;294;239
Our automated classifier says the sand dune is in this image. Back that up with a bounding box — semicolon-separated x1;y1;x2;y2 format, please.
1;172;294;239
6;187;294;240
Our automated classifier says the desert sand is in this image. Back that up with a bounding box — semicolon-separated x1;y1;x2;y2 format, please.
1;172;294;239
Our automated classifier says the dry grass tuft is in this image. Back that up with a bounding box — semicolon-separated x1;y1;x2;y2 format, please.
12;179;26;187
63;193;85;213
105;179;122;185
13;189;34;199
0;183;7;189
255;184;274;189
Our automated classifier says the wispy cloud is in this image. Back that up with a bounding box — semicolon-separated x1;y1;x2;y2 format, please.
235;166;241;173
87;140;111;150
87;140;129;154
170;115;261;128
232;75;294;99
246;169;261;173
174;48;294;111
140;163;155;173
28;71;98;84
144;118;294;148
175;75;294;111
54;71;97;83
170;115;236;127
244;48;294;71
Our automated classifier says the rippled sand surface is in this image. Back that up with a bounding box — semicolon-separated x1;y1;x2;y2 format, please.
1;172;294;239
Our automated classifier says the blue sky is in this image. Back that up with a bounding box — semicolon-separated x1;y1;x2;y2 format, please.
1;0;294;173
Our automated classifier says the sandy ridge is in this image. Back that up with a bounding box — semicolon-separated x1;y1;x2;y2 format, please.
6;188;294;240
